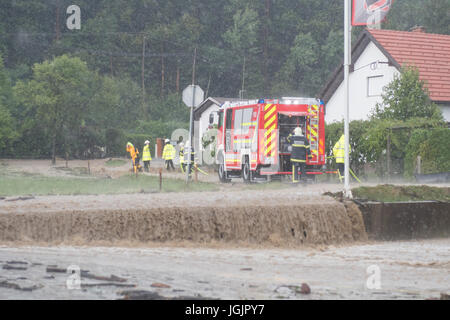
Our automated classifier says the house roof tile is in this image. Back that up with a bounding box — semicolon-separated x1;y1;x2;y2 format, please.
368;29;450;102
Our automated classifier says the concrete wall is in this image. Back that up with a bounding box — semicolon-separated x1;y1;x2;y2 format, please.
358;201;450;240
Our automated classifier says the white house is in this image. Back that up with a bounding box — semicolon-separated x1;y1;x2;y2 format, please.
320;28;450;123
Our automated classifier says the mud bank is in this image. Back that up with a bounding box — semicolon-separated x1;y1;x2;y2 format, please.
0;200;367;247
358;201;450;240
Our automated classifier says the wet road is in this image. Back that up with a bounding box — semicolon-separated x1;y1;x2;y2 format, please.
1;239;448;300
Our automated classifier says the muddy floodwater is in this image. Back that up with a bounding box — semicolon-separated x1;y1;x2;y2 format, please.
0;239;448;300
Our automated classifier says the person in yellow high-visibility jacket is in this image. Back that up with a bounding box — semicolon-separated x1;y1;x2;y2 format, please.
162;139;175;171
126;142;140;173
332;134;351;180
142;140;152;172
178;142;185;173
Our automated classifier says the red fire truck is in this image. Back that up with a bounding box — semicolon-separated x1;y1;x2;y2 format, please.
215;98;326;183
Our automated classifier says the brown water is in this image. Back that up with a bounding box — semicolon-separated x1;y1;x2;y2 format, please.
0;190;366;246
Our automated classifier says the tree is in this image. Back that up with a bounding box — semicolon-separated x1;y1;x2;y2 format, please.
15;55;94;163
371;66;443;121
275;32;319;96
223;4;261;97
0;54;17;154
423;0;450;35
0;105;17;153
404;128;450;177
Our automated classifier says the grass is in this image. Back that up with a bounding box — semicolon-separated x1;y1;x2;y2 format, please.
0;173;219;196
352;184;450;202
54;166;90;176
105;159;128;167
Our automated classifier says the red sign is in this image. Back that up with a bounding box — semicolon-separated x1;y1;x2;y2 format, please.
352;0;394;26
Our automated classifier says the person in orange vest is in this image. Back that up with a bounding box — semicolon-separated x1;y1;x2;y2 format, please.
126;142;141;173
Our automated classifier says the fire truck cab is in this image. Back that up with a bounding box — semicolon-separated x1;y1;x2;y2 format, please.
215;97;326;183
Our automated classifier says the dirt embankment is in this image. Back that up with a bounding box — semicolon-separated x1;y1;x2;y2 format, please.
0;191;367;247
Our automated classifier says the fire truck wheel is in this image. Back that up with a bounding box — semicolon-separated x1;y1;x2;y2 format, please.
242;159;252;183
218;156;231;183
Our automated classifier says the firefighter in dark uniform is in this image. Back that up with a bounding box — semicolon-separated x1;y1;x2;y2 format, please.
287;127;310;183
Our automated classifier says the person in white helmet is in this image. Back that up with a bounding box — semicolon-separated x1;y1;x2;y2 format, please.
142;140;152;172
287;126;310;183
178;142;185;173
162;139;175;171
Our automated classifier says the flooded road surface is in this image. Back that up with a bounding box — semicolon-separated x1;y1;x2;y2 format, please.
0;239;448;300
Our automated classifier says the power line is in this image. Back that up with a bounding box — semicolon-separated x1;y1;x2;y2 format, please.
75;48;191;58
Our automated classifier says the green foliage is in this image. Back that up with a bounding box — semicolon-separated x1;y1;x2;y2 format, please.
0;55;17;153
147;93;189;123
0;105;18;152
372;66;443;122
224;6;259;55
135;119;188;141
104;128;127;157
325;120;374;175
352;184;450;202
0;172;219;196
276;33;319;95
14;54;95;161
1;1;448;160
405;128;450;177
423;0;450;35
385;0;450;35
361;117;447;178
326;116;448;180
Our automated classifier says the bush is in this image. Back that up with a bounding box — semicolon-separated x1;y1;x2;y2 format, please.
325;120;373;176
405;128;450;176
105;128;127;157
124;133;151;155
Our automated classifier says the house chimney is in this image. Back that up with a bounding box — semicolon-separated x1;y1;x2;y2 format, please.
410;25;426;33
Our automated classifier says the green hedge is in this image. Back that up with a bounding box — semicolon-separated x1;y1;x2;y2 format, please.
405;128;450;176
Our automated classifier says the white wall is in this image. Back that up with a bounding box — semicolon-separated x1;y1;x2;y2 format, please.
325;41;400;123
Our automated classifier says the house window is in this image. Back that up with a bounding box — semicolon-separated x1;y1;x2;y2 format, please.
367;75;384;97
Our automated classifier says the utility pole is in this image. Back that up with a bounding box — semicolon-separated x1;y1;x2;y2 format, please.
186;47;197;183
141;35;146;120
387;130;391;182
344;0;352;198
240;55;246;99
55;0;61;41
192;47;197;85
205;73;211;99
